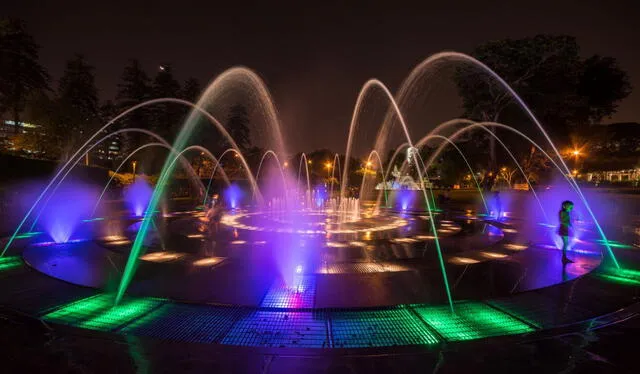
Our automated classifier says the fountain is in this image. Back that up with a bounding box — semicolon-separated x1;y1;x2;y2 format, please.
2;51;634;353
124;177;153;217
39;181;97;244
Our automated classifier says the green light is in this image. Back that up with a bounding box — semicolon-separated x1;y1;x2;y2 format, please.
43;294;162;331
597;267;640;286
81;298;159;330
412;302;534;341
595;240;634;249
331;307;439;347
0;256;22;271
598;273;640;286
44;294;111;325
13;232;42;239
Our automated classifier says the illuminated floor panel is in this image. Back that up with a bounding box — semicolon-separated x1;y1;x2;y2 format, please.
412;302;534;341
222;310;328;348
261;276;316;308
44;294;162;331
122;304;245;343
331;307;439;348
0;256;23;271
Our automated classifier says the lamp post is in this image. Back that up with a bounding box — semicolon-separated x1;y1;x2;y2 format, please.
325;161;332;179
571;149;583;176
132;160;137;175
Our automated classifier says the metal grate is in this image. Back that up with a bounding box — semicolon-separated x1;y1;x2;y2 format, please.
43;294;162;331
331;307;439;348
412;302;535;341
487;293;593;329
260;275;316;308
318;262;395;274
121;303;245;343
222;310;328;348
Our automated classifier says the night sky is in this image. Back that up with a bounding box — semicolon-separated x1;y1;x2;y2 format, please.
3;0;639;154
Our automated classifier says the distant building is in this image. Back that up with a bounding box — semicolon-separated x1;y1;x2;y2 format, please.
0;119;42;154
1;119;121;164
93;132;121;161
587;168;640;183
581;122;640;185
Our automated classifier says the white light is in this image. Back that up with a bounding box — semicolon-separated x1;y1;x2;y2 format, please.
504;244;527;251
449;257;480;264
481;251;508;258
193;257;224;266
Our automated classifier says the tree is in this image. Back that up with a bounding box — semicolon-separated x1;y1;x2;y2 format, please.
17;55;100;160
21;91;65;158
116;59;152;153
181;77;201;103
579;55;632;121
456;35;631;176
57;54;100;149
0;18;50;131
151;64;182;141
223;104;251;152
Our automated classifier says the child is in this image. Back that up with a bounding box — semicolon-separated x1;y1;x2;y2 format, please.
558;200;574;264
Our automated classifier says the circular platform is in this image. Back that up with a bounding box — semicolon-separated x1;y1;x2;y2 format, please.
2;209;639;352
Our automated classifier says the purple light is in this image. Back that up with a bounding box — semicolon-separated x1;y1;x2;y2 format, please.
395;189;414;211
38;181;97;243
224;184;242;210
124;178;152;217
32;238;88;247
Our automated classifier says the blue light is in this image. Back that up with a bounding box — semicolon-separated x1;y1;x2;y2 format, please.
225;184;243;210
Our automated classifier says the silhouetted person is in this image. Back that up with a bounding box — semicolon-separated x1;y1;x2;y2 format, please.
558;200;575;264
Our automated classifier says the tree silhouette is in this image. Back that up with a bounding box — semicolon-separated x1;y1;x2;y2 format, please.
18;55;99;159
58;54;100;136
456;35;631;175
116;59;152;153
181;77;201;103
0;18;50;131
223;104;251;152
151;64;182;142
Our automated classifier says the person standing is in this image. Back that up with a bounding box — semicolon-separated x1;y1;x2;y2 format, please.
558;200;575;264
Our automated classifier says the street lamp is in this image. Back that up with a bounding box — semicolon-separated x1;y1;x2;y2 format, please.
570;148;584;173
366;161;373;168
132;160;137;175
325;161;332;179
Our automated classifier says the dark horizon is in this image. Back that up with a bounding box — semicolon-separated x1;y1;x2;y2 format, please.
2;0;639;154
